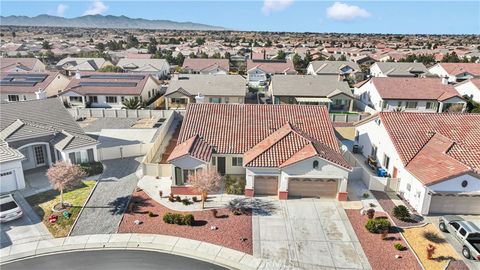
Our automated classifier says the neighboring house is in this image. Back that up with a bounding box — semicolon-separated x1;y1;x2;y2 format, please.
370;62;430;77
429;63;480;83
56;57;112;75
182;58;229;75
0;72;70;102
59;72;160;108
270;75;354;112
167;103;351;200
355;113;480;215
164;74;246;109
454;79;480;103
307;61;363;81
116;58;170;79
0;98;99;193
0;58;47;72
354;77;466;113
351;55;376;66
246;59;297;87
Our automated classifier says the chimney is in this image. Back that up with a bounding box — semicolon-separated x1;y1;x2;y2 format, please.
441;76;449;85
195;93;205;104
35;88;47;100
75;70;81;80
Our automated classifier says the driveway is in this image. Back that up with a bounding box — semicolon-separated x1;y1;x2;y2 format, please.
1;192;52;248
70;157;142;236
253;199;371;270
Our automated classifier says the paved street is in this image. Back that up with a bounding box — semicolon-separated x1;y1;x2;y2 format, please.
253;199;371;270
2;250;227;270
70;157;142;236
0;192;51;248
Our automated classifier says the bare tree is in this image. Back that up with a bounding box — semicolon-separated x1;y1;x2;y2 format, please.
46;161;86;209
446;103;464;113
187;169;221;209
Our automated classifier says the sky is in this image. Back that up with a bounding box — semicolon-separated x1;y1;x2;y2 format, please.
1;1;479;34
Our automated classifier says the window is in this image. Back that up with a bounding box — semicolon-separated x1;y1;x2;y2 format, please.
171;98;186;104
406;183;411;191
232;157;243;166
371;145;377;157
225;97;229;104
182;169;195;183
148;91;151;98
209;97;221;103
69;96;83;103
313;160;319;169
406;101;418;109
426;101;437;110
8;95;19;102
74;151;89;164
383;154;390;169
121;97;125;102
34;145;45;165
106;96;118;103
0;171;12;177
212;156;216;166
450;222;460;231
89;96;98;103
397;101;403;107
382;101;388;109
459;228;467;237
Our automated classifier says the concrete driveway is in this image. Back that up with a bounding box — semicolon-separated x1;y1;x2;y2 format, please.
253;199;371;270
1;192;51;248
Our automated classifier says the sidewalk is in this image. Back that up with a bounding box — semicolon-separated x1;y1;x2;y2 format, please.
0;233;264;270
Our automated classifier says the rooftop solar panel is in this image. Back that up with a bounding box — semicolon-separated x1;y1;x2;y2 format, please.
0;81;37;86
78;81;138;87
6;73;48;79
87;74;145;80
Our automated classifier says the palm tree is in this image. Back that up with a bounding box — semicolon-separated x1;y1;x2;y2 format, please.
122;98;142;109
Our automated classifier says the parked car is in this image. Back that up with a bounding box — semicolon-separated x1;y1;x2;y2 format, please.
0;194;23;223
439;215;480;260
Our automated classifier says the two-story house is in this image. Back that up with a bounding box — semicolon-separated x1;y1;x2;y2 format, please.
1;58;47;73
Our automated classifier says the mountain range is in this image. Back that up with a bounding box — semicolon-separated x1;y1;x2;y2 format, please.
0;14;226;31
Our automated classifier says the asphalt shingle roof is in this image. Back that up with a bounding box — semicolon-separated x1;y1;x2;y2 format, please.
309;61;360;75
271;75;352;97
165;74;246;97
373;62;429;77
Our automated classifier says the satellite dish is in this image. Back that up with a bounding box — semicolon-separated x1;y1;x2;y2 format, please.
341;145;348;153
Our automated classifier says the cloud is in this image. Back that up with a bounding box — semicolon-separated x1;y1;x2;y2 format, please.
83;0;108;16
326;2;371;21
262;0;294;15
56;4;68;17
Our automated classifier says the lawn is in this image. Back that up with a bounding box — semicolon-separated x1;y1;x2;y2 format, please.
26;181;96;238
403;224;460;270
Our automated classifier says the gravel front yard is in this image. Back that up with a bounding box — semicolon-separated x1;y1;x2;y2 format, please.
118;191;252;254
402;224;462;270
372;191;423;228
346;209;422;270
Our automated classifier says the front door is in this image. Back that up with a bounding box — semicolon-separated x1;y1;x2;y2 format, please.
34;145;46;166
217;157;226;175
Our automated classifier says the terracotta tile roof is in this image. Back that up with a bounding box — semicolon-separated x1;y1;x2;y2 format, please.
182;58;229;72
371;77;462;101
438;63;480;76
171;104;349;169
379;112;480;183
167;135;213;163
247;59;296;74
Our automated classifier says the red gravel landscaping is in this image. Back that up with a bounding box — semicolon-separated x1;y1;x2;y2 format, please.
372;191;424;228
346;209;422;270
118;191;252;254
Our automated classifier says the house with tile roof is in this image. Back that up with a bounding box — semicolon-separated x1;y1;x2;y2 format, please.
354;77;466;113
355;113;480;215
429;63;480;83
59;72;161;109
454;79;480;103
164;74;246;109
0;99;99;193
307;61;363;81
246;59;297;88
56;57;113;76
182;58;229;75
116;58;170;79
0;58;46;73
167;103;351;200
0;72;71;102
270;75;354;112
370;62;430;78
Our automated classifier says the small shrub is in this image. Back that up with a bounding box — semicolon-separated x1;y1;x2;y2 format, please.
393;205;411;221
163;212;174;224
365;218;391;233
172;213;184;225
79;162;103;176
175;195;181;202
394;243;405;251
192;196;198;202
362;192;370;198
366;208;375;219
182;198;191;205
184;214;194;226
148;211;155;217
168;193;174;202
369;203;376;208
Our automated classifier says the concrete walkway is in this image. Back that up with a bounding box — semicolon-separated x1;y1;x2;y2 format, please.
0;233;263;270
70;157;142;236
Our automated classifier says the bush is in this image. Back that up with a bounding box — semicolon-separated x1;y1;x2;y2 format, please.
172;213;184;225
393;205;411;221
365;218;391;233
79;162;103;176
175;195;181;202
182;198;191;205
184;214;194;226
225;175;246;195
163;212;174;224
192;196;198;202
394;243;406;251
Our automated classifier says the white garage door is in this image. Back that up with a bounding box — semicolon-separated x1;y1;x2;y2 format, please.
288;178;338;198
1;171;18;193
429;193;480;215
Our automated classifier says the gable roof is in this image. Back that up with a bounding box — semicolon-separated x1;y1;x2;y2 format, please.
373;62;429;77
182;58;229;72
370;77;462;101
117;58;169;72
169;104;349;169
0;72;63;94
309;61;360;75
0;58;42;72
165;74;246;97
167;135;214;163
0;140;24;163
378;112;480;184
56;58;109;71
271;75;352;98
247;59;296;74
437;63;480;76
0;98;98;150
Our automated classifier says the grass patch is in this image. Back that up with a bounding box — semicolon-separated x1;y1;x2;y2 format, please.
403;224;459;270
26;180;96;238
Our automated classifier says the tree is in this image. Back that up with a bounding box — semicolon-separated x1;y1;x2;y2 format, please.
126;34;139;49
304;51;312;66
195;37;205;46
292;53;303;70
95;42;105;52
122;98;142;109
98;65;124;73
187;170;221;209
327;55;335;61
175;52;185;66
224;52;231;60
11;31;16;38
42;41;52;50
276;50;286;60
189;52;197;58
212;52;221;59
46;161;86;209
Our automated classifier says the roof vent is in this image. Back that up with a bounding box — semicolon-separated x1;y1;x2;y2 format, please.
195;93;205;104
75;70;81;80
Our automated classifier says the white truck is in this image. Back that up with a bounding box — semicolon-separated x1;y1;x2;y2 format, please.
439;215;480;260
